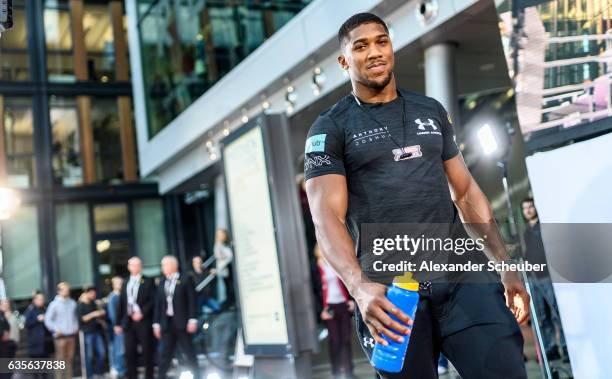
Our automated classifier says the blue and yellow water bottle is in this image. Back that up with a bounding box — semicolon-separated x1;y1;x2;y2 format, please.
370;272;420;373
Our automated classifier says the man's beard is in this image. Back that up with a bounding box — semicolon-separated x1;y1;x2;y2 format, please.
360;71;393;90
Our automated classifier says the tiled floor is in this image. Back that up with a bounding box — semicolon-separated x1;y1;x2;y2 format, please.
310;323;572;379
54;322;572;379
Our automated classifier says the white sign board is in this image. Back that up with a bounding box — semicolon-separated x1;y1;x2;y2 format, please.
526;132;612;379
223;126;289;346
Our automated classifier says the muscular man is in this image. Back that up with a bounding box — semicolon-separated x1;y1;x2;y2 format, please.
304;13;530;379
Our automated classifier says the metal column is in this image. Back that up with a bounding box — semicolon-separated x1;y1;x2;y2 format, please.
424;42;460;123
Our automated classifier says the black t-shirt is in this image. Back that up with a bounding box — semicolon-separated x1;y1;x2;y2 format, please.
304;89;460;280
77;301;103;334
523;222;550;279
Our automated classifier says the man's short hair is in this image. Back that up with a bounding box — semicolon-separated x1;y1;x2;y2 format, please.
128;256;141;264
57;282;70;291
338;12;389;46
161;255;179;265
522;197;534;205
83;285;96;293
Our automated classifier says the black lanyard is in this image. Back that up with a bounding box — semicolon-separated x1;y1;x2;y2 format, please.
351;90;413;159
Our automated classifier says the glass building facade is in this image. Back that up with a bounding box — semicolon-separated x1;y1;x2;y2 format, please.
135;0;313;138
497;0;612;136
0;0;171;302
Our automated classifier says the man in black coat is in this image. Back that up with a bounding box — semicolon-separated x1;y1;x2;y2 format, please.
115;256;156;379
24;292;53;376
153;255;200;379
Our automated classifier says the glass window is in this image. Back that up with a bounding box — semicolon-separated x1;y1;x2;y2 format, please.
93;203;129;233
50;96;83;186
137;0;311;138
1;206;42;299
0;1;29;81
91;98;122;183
45;0;74;82
56;203;93;288
96;239;130;294
83;3;115;82
134;199;166;276
2;97;36;188
497;0;612;135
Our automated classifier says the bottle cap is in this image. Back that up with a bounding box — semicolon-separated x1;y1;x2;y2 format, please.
393;272;419;291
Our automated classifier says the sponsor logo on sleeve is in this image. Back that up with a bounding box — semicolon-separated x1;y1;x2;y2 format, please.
305;134;327;153
304;155;331;170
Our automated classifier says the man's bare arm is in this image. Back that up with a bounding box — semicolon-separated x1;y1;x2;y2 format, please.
444;155;509;261
306;174;412;344
444;155;530;324
305;174;360;291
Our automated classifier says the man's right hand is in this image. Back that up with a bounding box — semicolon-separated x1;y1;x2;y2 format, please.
153;327;161;340
353;281;412;346
114;326;123;335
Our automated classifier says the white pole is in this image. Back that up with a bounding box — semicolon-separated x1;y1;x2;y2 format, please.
424;42;459;124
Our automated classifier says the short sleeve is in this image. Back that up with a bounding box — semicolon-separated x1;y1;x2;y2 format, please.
304;114;346;181
435;101;460;161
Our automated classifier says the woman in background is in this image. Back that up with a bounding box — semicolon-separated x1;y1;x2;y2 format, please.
0;299;20;360
314;244;355;379
212;229;234;307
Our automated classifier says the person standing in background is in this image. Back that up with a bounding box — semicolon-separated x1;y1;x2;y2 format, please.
0;305;11;379
25;292;53;379
154;255;200;379
189;255;207;315
25;293;52;355
77;286;107;379
45;282;78;379
0;307;11;379
116;257;156;379
522;198;568;362
107;277;126;378
212;229;233;307
314;245;355;378
1;299;20;379
190;255;220;313
0;299;19;362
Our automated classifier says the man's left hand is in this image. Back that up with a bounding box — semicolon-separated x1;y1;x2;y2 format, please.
131;312;143;322
501;270;530;325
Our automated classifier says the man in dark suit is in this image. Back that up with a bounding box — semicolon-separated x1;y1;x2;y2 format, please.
115;256;156;379
153;255;200;379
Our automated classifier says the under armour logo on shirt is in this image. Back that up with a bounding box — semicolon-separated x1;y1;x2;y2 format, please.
363;337;375;348
415;118;438;131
